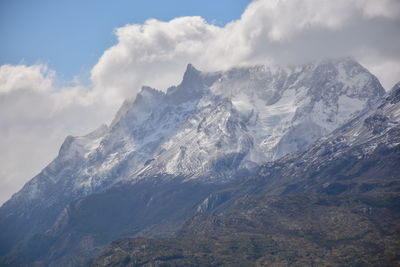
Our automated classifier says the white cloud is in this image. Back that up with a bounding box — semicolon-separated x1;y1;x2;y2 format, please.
0;64;54;94
91;16;223;104
360;0;400;19
91;0;400;103
1;0;400;205
361;58;400;90
237;0;400;41
0;65;114;204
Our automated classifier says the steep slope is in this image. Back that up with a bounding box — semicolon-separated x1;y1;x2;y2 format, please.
0;58;385;265
90;83;400;267
91;194;400;267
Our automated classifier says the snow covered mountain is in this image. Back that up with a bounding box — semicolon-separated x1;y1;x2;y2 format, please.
0;58;385;263
139;58;384;180
4;58;384;207
253;80;400;197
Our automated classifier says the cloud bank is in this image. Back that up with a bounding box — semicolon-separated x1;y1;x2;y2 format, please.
1;0;400;204
92;0;400;98
0;65;112;204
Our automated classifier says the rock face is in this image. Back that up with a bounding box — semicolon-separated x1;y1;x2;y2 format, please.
0;58;390;266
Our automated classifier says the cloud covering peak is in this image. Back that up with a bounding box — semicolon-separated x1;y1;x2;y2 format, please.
91;0;400;102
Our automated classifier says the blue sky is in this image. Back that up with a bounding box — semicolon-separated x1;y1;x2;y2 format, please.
0;0;251;80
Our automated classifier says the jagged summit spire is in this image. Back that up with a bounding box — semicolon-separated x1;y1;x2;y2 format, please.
186;63;197;71
180;63;221;89
164;63;207;104
180;63;203;89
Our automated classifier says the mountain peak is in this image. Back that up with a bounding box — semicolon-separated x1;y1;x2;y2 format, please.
165;64;208;104
134;86;165;104
138;85;164;98
386;81;400;104
180;63;203;89
186;63;197;72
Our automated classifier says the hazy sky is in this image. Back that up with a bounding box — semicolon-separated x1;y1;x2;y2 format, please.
0;0;399;205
